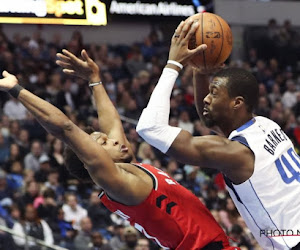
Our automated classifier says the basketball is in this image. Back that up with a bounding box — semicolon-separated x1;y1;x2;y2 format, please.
187;12;233;70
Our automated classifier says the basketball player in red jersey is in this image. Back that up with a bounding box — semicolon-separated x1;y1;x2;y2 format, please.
0;23;236;249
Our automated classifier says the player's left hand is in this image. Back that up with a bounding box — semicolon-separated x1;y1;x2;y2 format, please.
56;49;100;82
0;71;19;92
168;20;207;66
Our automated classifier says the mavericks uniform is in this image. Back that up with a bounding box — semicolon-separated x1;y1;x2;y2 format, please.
227;116;300;249
100;163;233;250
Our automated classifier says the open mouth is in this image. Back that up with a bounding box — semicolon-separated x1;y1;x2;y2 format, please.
120;144;128;153
203;108;209;116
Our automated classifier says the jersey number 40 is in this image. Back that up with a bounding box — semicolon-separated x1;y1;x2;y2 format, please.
275;147;300;184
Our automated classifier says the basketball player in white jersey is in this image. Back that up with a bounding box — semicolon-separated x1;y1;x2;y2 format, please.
137;20;300;250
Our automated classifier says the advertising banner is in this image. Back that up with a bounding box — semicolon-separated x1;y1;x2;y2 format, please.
0;0;107;25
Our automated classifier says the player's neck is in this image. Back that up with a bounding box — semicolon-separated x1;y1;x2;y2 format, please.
130;156;137;163
222;114;254;137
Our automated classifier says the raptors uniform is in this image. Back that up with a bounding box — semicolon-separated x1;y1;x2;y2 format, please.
100;163;234;250
226;116;300;250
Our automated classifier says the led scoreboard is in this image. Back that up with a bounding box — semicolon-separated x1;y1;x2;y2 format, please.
0;0;107;25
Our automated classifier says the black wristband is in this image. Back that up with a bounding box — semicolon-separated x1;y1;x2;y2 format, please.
8;85;24;98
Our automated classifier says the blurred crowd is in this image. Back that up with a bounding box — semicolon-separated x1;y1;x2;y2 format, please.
0;18;299;250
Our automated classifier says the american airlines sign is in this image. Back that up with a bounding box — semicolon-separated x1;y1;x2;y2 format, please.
109;0;197;17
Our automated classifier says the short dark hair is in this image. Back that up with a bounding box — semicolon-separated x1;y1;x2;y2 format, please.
63;127;95;183
214;68;259;112
42;188;56;199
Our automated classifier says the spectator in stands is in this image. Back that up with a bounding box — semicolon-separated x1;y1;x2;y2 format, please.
34;154;52;183
140;36;156;62
0;114;10;138
18;180;39;208
45;169;65;202
67;30;84;56
181;165;201;195
102;71;117;104
136;141;156;164
0;132;10;166
228;224;252;249
121;226;139;250
282;79;298;109
90;231;112;250
124;99;140;120
74;216;94;250
135;237;150;250
0;215;17;249
24;140;46;172
8;120;20;143
62;193;87;230
109;225;126;250
219;197;240;232
3;96;27;120
86;190;112;232
255;96;271;117
268;83;281;106
127;127;141;146
178;110;194;134
47;205;76;249
109;55;131;82
12;203;54;250
37;188;58;223
166;159;182;182
6;160;24;192
56;78;77;113
5;143;23;171
236;216;257;249
73;76;92;111
126;45;147;76
46;72;62;103
0;170;14;205
44;133;55;155
293;92;300;119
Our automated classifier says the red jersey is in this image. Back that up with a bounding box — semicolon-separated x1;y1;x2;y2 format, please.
100;163;234;250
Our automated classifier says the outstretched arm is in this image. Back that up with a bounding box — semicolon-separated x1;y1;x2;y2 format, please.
137;21;253;183
56;49;135;160
137;20;207;152
0;71;150;205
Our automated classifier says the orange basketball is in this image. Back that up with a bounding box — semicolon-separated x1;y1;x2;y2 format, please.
187;12;233;70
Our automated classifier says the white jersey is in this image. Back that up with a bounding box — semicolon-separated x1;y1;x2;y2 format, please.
227;116;300;250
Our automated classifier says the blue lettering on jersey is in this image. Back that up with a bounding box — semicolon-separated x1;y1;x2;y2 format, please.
264;129;287;155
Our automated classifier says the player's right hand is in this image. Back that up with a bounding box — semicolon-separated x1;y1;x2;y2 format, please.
168;20;207;67
0;71;19;92
56;49;100;83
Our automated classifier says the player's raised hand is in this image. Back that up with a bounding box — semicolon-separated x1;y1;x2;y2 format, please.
0;71;19;92
168;20;207;66
56;49;99;81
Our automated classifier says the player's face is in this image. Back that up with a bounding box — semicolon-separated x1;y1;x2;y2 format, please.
90;132;132;163
202;77;233;128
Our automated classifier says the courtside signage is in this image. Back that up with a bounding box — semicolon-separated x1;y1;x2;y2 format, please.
0;0;107;25
109;0;196;17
